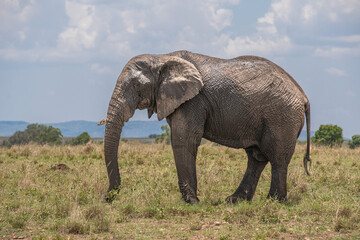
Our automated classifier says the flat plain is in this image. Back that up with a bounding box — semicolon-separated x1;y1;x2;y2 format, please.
0;142;359;239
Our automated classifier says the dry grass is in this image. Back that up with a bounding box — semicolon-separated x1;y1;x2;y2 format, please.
0;142;359;239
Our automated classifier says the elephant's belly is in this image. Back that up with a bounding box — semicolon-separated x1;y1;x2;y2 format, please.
202;110;261;149
202;129;259;149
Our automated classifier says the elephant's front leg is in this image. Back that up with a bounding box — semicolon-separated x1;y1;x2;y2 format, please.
171;139;200;204
168;110;204;204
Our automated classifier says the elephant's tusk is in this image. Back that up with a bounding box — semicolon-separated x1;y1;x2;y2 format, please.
98;118;107;126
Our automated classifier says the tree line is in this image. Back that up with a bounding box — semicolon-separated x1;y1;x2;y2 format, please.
1;123;360;149
151;124;360;149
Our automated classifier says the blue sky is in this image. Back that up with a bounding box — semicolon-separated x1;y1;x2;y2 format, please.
0;0;359;138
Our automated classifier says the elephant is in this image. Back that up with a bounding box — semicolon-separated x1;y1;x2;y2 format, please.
101;50;311;204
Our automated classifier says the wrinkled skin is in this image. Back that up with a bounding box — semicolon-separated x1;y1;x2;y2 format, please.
103;50;311;204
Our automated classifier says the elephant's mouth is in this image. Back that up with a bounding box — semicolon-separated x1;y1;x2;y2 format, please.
137;98;151;110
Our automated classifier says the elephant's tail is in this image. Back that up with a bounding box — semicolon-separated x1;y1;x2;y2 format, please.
303;101;311;176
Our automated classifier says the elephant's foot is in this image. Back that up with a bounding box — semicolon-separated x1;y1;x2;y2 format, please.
100;187;120;203
179;182;199;204
226;186;255;204
100;192;117;203
181;191;200;204
184;195;200;204
225;194;247;204
267;192;287;202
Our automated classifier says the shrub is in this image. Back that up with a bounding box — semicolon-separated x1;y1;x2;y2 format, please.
311;124;344;147
71;132;91;146
148;134;158;139
37;126;63;145
349;134;360;149
2;124;62;147
155;125;171;144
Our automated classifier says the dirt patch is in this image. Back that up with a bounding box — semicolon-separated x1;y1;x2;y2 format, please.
50;163;70;171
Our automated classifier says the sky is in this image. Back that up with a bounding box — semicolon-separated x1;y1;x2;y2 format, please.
0;0;359;138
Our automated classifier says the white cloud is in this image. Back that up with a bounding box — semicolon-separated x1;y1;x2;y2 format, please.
225;35;291;56
320;0;360;22
224;0;293;57
0;0;35;25
119;10;147;34
257;12;277;35
57;0;98;51
271;0;293;22
325;67;347;77
207;7;232;31
59;28;97;50
0;0;35;42
302;4;317;22
298;0;360;23
258;12;275;25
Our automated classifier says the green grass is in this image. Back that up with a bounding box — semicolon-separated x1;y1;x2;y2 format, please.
0;142;359;239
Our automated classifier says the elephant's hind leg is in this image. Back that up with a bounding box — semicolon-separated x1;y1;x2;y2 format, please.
266;146;296;202
226;147;268;203
263;134;297;202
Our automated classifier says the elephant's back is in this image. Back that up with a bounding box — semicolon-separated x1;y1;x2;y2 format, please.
173;50;309;110
172;50;305;99
202;56;308;107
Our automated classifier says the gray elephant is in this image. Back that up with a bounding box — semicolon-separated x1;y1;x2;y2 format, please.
101;50;311;204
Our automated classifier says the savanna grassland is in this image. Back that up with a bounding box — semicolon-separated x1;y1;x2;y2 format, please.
0;142;359;239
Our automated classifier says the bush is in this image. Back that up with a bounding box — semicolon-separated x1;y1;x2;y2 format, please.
2;124;63;147
311;124;344;147
148;134;158;139
71;132;91;146
349;135;360;149
37;126;63;145
155;125;171;144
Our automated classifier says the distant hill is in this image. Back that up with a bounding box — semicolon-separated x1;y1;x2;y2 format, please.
0;121;29;136
0;120;167;138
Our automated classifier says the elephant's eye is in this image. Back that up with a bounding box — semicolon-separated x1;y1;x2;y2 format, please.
134;81;140;89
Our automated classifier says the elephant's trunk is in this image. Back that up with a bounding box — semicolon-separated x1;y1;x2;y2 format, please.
104;117;122;191
104;95;135;193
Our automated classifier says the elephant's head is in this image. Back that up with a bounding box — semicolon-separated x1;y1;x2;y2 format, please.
103;54;203;195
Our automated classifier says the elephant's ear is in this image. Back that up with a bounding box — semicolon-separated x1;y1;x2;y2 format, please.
156;56;203;120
